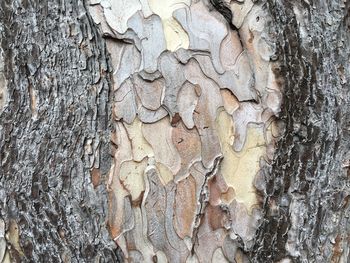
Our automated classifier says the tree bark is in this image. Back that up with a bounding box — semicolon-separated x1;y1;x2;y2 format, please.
0;0;349;262
252;1;350;262
0;0;122;262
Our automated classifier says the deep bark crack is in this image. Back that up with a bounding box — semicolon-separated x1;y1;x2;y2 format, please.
190;156;223;254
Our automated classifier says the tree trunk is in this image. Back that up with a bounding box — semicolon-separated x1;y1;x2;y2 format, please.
0;0;349;263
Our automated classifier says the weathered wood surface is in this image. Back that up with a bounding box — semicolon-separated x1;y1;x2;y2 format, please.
0;0;349;262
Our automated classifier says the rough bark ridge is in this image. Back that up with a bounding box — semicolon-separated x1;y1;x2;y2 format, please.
252;0;350;262
0;0;122;262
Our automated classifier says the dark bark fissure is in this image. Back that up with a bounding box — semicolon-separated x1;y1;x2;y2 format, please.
191;156;223;253
0;0;121;262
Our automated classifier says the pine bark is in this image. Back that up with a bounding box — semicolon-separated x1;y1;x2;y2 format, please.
252;1;350;262
0;0;349;262
0;0;122;262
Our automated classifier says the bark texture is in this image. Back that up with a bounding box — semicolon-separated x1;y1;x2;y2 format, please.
0;0;122;262
252;0;350;262
0;0;349;262
88;0;282;262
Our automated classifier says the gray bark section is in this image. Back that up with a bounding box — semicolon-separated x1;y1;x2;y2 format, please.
251;1;350;262
0;0;122;262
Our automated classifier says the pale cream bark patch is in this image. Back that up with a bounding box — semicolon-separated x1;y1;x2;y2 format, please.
120;158;148;201
156;162;174;185
5;220;23;258
124;117;154;162
148;0;190;51
216;110;266;212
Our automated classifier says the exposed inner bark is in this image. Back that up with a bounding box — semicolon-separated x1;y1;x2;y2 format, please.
88;0;283;262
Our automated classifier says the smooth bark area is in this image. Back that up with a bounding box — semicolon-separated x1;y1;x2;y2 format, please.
0;0;349;263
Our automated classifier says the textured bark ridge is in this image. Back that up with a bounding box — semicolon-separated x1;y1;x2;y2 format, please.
252;1;350;262
0;0;122;262
88;0;283;262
